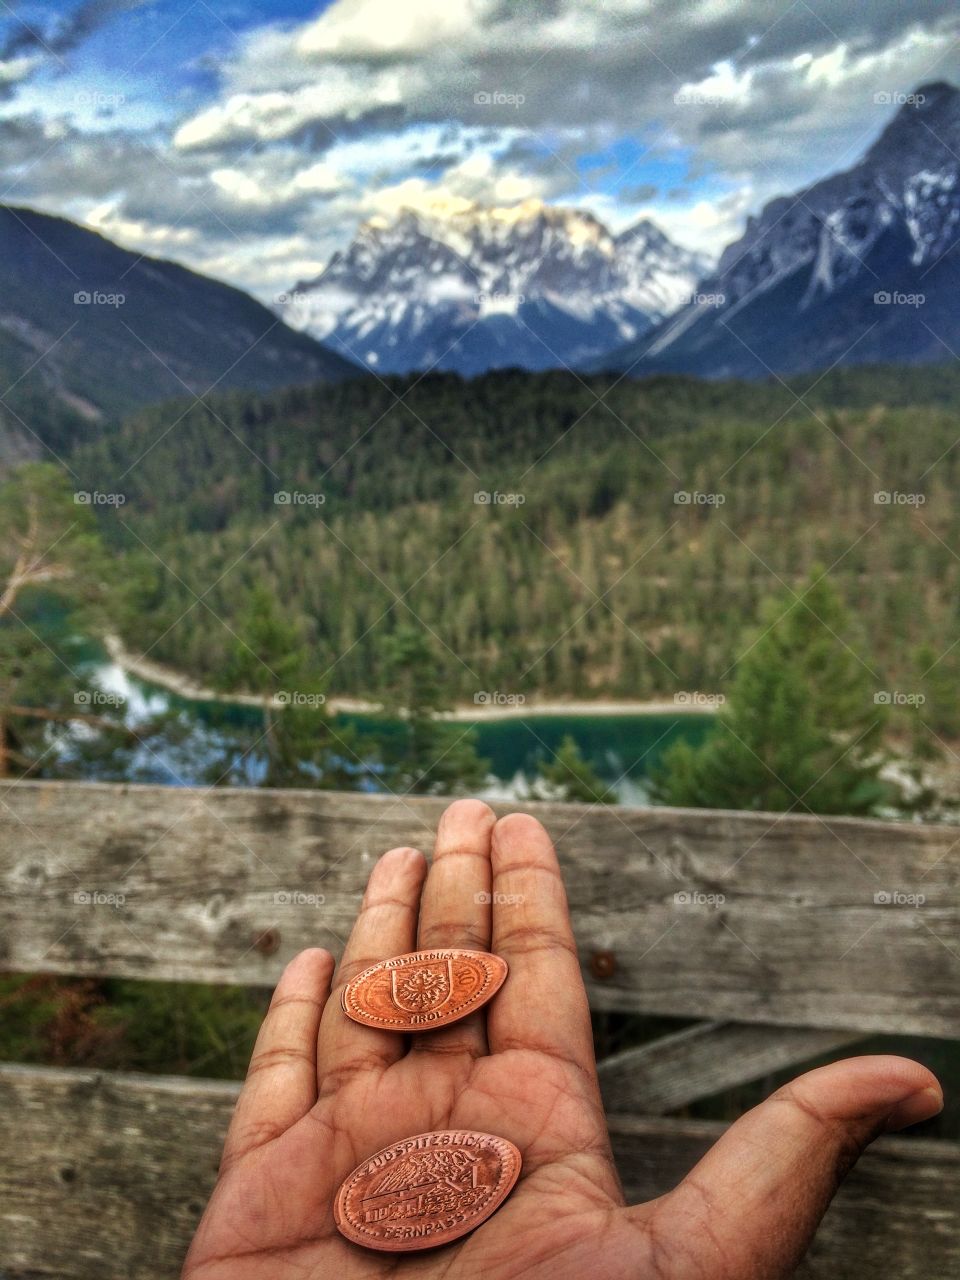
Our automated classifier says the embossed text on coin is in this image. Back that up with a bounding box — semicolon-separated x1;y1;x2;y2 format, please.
341;949;508;1031
334;1130;522;1251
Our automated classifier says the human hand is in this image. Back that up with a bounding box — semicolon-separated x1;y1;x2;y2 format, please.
183;800;942;1280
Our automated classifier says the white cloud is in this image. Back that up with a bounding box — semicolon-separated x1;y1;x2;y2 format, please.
296;0;486;57
0;54;42;86
4;0;960;300
210;158;344;207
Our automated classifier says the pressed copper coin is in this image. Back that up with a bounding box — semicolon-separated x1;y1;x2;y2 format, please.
341;948;507;1031
334;1130;522;1251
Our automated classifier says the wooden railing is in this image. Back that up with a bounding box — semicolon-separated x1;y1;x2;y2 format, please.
1;780;959;1278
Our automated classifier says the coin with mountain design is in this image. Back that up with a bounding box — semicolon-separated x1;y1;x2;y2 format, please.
341;949;508;1031
334;1130;522;1252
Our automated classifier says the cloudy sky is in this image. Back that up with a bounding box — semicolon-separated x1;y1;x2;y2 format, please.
2;0;959;300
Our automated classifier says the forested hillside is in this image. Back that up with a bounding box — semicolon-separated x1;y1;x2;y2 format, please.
73;366;960;731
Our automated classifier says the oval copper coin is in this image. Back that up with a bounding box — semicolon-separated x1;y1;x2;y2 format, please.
334;1130;522;1251
341;948;507;1031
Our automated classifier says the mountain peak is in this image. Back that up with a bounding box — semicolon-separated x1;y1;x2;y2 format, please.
596;79;960;382
281;201;705;376
865;79;960;168
911;80;957;104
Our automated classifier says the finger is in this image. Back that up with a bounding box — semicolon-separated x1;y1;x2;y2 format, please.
643;1055;943;1279
316;845;426;1095
221;947;334;1172
410;798;496;1060
487;812;596;1079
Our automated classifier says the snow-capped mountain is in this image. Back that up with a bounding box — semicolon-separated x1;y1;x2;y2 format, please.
597;81;960;380
279;200;709;376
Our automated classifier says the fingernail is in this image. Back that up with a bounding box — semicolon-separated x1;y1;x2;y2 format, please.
884;1086;944;1132
378;846;423;871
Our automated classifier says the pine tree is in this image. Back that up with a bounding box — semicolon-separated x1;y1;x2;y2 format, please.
538;735;616;804
0;463;132;777
653;573;889;815
212;586;360;789
376;625;488;794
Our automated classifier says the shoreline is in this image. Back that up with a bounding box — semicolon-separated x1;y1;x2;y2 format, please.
103;634;721;720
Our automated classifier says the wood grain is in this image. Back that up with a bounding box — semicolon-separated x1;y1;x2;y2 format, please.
2;781;958;1035
598;1022;865;1113
1;1064;956;1280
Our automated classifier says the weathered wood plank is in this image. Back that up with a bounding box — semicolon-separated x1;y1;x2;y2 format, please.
2;781;959;1035
1;1065;956;1280
598;1022;865;1113
0;1065;230;1280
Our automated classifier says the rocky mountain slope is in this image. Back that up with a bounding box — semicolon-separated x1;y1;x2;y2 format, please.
596;81;960;379
280;199;708;376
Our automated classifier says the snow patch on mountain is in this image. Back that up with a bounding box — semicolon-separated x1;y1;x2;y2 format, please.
279;199;709;376
606;80;960;373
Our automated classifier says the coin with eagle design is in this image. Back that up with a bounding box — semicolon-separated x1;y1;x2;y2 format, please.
334;1130;522;1251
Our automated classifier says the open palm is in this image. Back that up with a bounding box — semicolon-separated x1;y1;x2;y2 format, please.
183;800;941;1280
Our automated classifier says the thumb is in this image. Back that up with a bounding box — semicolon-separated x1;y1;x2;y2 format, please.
639;1055;942;1280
